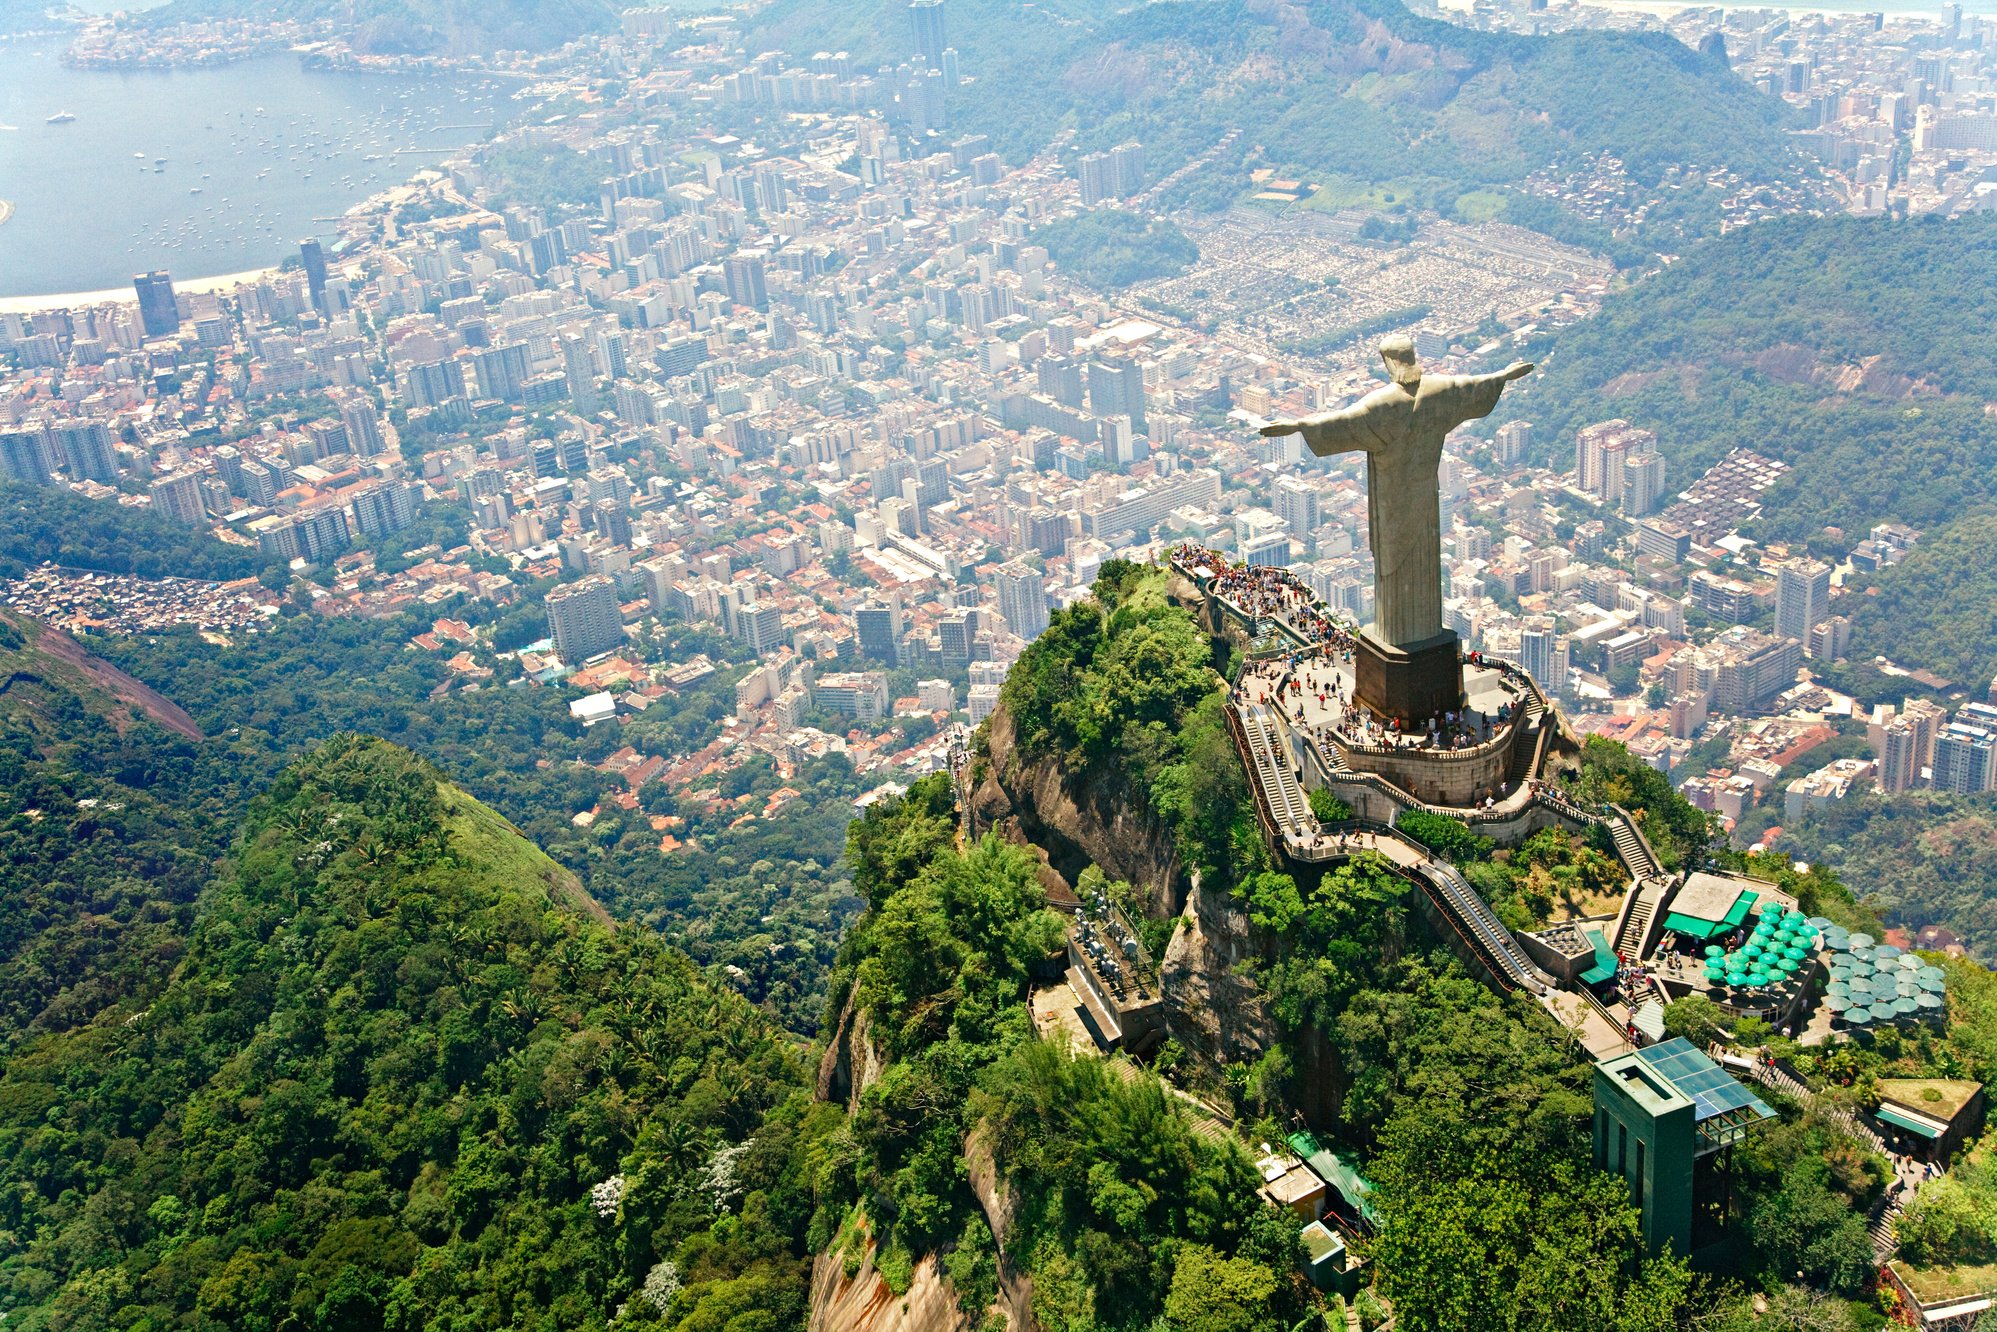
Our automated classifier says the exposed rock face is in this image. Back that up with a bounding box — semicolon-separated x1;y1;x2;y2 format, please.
965;1124;1037;1332
971;704;1185;918
809;1241;970;1332
817;990;888;1112
1160;876;1279;1086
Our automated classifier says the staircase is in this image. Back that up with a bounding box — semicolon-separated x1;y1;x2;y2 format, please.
1238;705;1315;840
1417;858;1544;993
1611;876;1667;960
1605;806;1665;880
1868;1194;1903;1261
1506;691;1548;788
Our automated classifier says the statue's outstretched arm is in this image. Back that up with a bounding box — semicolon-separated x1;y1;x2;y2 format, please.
1258;402;1376;458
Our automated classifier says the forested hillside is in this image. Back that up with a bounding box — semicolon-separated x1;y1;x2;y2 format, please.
0;480;273;582
1506;213;1997;686
0;736;833;1329
1781;789;1997;961
749;0;1802;255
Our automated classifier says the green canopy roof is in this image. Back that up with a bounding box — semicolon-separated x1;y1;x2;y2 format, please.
1875;1105;1944;1140
1580;926;1618;985
1662;890;1760;941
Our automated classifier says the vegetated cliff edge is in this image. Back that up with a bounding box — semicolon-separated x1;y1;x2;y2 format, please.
971;697;1276;1081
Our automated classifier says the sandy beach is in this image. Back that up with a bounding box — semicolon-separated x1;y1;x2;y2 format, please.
0;266;281;315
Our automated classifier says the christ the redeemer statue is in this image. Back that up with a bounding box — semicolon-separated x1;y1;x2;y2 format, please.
1260;336;1534;650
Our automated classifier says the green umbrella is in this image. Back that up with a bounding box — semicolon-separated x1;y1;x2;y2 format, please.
1918;976;1947;994
1876;945;1903;961
1891;997;1919;1018
1824;995;1850;1012
1825;981;1849;997
1850;933;1876;949
1744;943;1764;959
1845;1006;1875;1024
1704;945;1726;958
1915;993;1944;1011
1785;946;1808;961
1748;970;1770;986
1775;957;1799;973
1725;973;1747;988
1806;916;1833;929
1917;965;1946;982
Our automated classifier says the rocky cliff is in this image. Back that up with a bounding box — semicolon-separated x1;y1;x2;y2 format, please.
809;1243;971;1332
970;703;1186;917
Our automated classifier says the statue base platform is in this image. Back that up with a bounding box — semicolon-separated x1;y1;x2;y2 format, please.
1353;629;1464;725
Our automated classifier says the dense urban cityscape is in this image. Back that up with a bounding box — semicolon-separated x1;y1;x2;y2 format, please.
2;0;1996;1329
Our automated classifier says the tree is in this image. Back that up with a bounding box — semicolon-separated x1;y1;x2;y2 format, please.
1162;1245;1282;1332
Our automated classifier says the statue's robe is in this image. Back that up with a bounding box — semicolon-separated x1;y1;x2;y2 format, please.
1296;372;1509;648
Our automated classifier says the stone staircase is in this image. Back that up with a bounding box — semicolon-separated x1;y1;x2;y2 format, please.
1605;805;1665;880
1506;690;1548;789
1611;873;1671;961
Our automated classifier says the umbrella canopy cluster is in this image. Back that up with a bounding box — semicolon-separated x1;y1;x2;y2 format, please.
1817;920;1947;1027
1703;904;1820;991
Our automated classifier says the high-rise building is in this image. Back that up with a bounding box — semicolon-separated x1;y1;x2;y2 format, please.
724;250;769;310
995;561;1049;640
1620;451;1667;518
1521;616;1560;690
1493;420;1533;466
133;271;180;338
149;471;208;524
339;396;387;458
0;427;52;485
299;239;330;311
1078;152;1117;207
546;576;625;664
1270;476;1320;537
1087;355;1146;433
1876;699;1946;792
813;671;890;722
1774;558;1832;643
561;331;599;415
856;603;903;666
1932;722;1997;794
737;601;787;654
909;0;946;66
1109;141;1146;196
52;420;118;483
939;608;980;665
350;482;421;538
472;342;532;402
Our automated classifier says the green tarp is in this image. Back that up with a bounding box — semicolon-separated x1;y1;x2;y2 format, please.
1288;1131;1378;1226
1580;926;1618;985
1660;891;1761;941
1875;1105;1944;1140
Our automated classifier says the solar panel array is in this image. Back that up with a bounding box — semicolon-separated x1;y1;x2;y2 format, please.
1636;1037;1774;1124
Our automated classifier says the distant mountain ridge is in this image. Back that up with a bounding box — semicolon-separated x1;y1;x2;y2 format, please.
135;0;619;55
749;0;1805;253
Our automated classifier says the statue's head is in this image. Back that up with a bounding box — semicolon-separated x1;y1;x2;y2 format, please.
1378;335;1422;389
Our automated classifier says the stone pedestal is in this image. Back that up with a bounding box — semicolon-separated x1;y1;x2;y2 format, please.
1353;628;1463;725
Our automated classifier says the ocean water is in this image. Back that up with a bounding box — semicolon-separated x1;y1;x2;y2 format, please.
0;36;503;298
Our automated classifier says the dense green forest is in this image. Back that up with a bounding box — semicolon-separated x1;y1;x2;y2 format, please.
480;144;608;214
91;611;860;1033
749;0;1801;255
1780;789;1997;961
0;735;836;1330
1844;511;1997;690
1512;214;1997;517
1032;211;1199;291
0;481;272;582
998;560;1258;891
